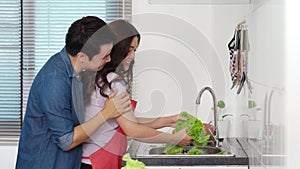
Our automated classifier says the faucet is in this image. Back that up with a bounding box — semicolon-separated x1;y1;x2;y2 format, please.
196;86;220;147
263;90;274;151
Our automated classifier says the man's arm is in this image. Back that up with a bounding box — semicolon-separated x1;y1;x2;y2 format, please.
66;92;132;151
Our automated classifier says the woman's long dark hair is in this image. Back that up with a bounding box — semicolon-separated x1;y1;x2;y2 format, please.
97;20;140;98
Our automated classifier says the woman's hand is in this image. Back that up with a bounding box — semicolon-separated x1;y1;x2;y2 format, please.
69;91;132;151
102;91;132;120
166;114;187;128
171;127;193;146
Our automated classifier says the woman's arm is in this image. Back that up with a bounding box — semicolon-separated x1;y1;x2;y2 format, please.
109;76;192;146
116;111;192;146
136;114;187;129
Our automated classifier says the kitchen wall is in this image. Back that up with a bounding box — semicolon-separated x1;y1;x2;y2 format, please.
285;1;300;169
243;0;285;168
131;0;285;168
131;0;251;136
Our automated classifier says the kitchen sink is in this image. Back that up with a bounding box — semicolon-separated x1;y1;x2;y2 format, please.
136;144;235;158
129;139;248;166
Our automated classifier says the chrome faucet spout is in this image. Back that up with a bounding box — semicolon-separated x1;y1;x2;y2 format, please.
196;86;220;147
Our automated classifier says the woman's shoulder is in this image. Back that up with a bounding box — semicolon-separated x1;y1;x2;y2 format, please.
106;72;119;82
106;72;126;94
106;72;125;84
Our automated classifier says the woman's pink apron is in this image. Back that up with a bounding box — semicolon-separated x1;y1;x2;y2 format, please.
82;100;137;169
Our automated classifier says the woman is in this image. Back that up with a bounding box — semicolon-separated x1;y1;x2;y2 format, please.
81;20;193;169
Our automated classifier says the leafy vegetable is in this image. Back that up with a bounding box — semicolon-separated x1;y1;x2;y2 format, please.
164;144;184;154
164;112;210;154
216;150;226;155
121;153;145;169
187;149;203;155
175;112;210;146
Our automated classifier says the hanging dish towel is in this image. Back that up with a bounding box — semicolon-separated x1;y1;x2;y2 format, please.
228;23;252;94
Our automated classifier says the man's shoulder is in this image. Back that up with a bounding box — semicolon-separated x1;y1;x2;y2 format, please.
38;53;68;78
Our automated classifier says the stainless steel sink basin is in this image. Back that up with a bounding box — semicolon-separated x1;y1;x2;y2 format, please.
150;146;223;154
137;145;235;158
129;139;247;166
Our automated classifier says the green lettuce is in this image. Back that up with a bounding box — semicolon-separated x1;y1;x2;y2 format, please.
121;153;145;169
164;144;184;154
164;112;210;154
187;149;203;155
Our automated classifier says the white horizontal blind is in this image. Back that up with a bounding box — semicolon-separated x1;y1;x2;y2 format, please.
106;0;132;22
22;0;132;117
0;0;22;144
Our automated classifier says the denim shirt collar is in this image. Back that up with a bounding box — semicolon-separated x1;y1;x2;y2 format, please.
59;47;84;123
60;47;77;78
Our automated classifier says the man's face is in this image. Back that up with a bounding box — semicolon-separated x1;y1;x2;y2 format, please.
86;43;113;71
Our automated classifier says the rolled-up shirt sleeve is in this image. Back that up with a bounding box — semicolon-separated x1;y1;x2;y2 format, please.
56;132;74;151
39;73;76;151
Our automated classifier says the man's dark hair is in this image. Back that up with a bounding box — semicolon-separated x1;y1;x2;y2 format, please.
65;16;116;60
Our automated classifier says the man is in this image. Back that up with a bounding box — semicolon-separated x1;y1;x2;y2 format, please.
16;16;132;169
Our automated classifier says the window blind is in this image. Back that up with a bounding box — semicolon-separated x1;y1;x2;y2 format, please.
0;0;22;145
0;0;132;144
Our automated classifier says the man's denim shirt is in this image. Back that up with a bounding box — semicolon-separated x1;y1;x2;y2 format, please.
16;48;83;169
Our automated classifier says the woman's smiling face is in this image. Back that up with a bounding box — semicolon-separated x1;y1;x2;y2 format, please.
122;36;139;71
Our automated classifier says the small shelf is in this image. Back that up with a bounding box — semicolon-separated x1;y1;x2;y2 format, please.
148;0;251;5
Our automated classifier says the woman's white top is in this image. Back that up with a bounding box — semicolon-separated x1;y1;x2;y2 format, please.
82;73;126;164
